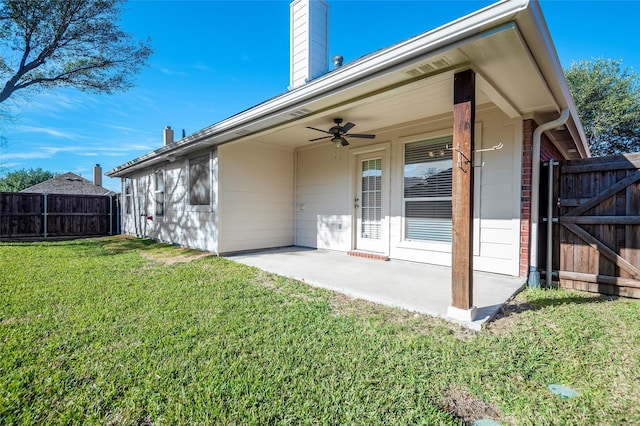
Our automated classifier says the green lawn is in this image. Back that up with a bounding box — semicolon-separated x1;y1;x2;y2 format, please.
1;237;638;425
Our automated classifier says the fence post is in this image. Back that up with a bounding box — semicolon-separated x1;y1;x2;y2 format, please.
115;195;120;235
109;195;113;236
546;159;557;287
43;192;47;238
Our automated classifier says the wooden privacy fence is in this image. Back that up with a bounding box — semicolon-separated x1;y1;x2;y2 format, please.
0;193;120;240
541;153;640;298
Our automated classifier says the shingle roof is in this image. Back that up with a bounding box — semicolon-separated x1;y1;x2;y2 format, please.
20;172;116;196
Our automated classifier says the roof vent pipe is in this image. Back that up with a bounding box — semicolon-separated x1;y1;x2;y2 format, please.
333;54;343;69
163;126;174;146
528;108;570;288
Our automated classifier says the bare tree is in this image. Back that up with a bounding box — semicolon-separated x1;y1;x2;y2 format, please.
0;0;152;104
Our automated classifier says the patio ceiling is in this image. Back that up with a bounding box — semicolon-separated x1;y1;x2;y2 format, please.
232;23;568;154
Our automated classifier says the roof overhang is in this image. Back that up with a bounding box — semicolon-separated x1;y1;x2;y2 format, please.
107;0;589;178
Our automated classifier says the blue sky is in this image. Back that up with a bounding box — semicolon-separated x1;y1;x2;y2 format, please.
2;0;639;193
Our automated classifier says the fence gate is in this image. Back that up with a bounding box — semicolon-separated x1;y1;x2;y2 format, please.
545;153;640;298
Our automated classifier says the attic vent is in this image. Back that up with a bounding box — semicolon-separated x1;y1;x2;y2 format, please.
289;108;313;118
431;58;451;69
235;129;252;136
405;58;452;77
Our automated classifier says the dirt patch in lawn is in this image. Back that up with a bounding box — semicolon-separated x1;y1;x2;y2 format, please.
485;296;534;335
440;384;508;425
139;248;214;265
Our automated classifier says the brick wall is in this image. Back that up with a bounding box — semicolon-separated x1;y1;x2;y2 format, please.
520;120;534;277
520;122;568;277
540;134;566;162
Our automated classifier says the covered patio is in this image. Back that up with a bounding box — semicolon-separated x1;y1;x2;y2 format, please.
228;247;525;330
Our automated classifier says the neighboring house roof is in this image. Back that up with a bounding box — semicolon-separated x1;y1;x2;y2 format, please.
20;172;116;196
107;0;589;178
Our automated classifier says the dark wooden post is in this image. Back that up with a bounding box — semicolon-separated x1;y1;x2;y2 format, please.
451;69;475;311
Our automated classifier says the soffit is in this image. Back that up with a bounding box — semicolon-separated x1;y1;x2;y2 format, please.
228;26;558;151
109;7;586;176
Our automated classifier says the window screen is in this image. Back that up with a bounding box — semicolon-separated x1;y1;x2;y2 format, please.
124;178;132;215
189;154;210;206
404;136;452;242
154;169;165;216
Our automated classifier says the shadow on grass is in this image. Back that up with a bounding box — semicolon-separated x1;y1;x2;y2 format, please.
99;236;158;254
0;235;159;255
493;288;620;321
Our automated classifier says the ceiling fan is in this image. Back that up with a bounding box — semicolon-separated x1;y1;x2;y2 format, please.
306;118;375;147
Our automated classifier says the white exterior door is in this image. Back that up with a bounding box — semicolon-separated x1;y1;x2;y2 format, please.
355;152;387;253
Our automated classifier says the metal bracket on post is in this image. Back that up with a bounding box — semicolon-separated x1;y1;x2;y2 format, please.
447;142;504;172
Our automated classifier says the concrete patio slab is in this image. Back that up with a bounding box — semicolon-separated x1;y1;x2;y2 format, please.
227;247;526;330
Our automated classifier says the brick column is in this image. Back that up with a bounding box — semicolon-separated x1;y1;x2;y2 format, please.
519;120;534;277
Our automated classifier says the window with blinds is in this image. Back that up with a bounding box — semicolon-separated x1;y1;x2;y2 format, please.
404;136;452;242
154;169;165;216
189;154;210;206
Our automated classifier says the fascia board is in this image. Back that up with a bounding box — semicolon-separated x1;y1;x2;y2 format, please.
515;0;590;157
107;0;533;177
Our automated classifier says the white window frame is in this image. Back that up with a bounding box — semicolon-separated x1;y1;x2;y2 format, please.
187;150;215;211
401;132;453;249
154;168;165;217
124;178;132;215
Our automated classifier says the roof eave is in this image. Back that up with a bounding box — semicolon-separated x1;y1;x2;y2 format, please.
107;0;537;178
515;0;590;158
109;0;592;176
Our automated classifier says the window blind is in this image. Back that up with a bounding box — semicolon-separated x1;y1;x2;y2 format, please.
404;136;453;242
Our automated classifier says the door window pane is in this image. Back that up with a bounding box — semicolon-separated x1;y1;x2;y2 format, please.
361;158;382;239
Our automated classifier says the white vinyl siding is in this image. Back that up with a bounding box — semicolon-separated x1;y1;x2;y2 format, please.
289;0;328;89
403;136;452;242
295;143;352;250
218;142;294;253
119;150;219;254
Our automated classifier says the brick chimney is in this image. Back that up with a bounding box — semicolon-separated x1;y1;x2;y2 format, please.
93;164;103;187
163;125;174;146
289;0;329;90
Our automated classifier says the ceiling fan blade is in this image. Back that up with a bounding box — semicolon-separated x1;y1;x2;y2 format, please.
306;126;333;135
346;133;376;139
308;135;332;142
340;137;349;146
341;122;356;133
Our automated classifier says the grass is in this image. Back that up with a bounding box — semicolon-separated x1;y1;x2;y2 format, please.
1;236;639;425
